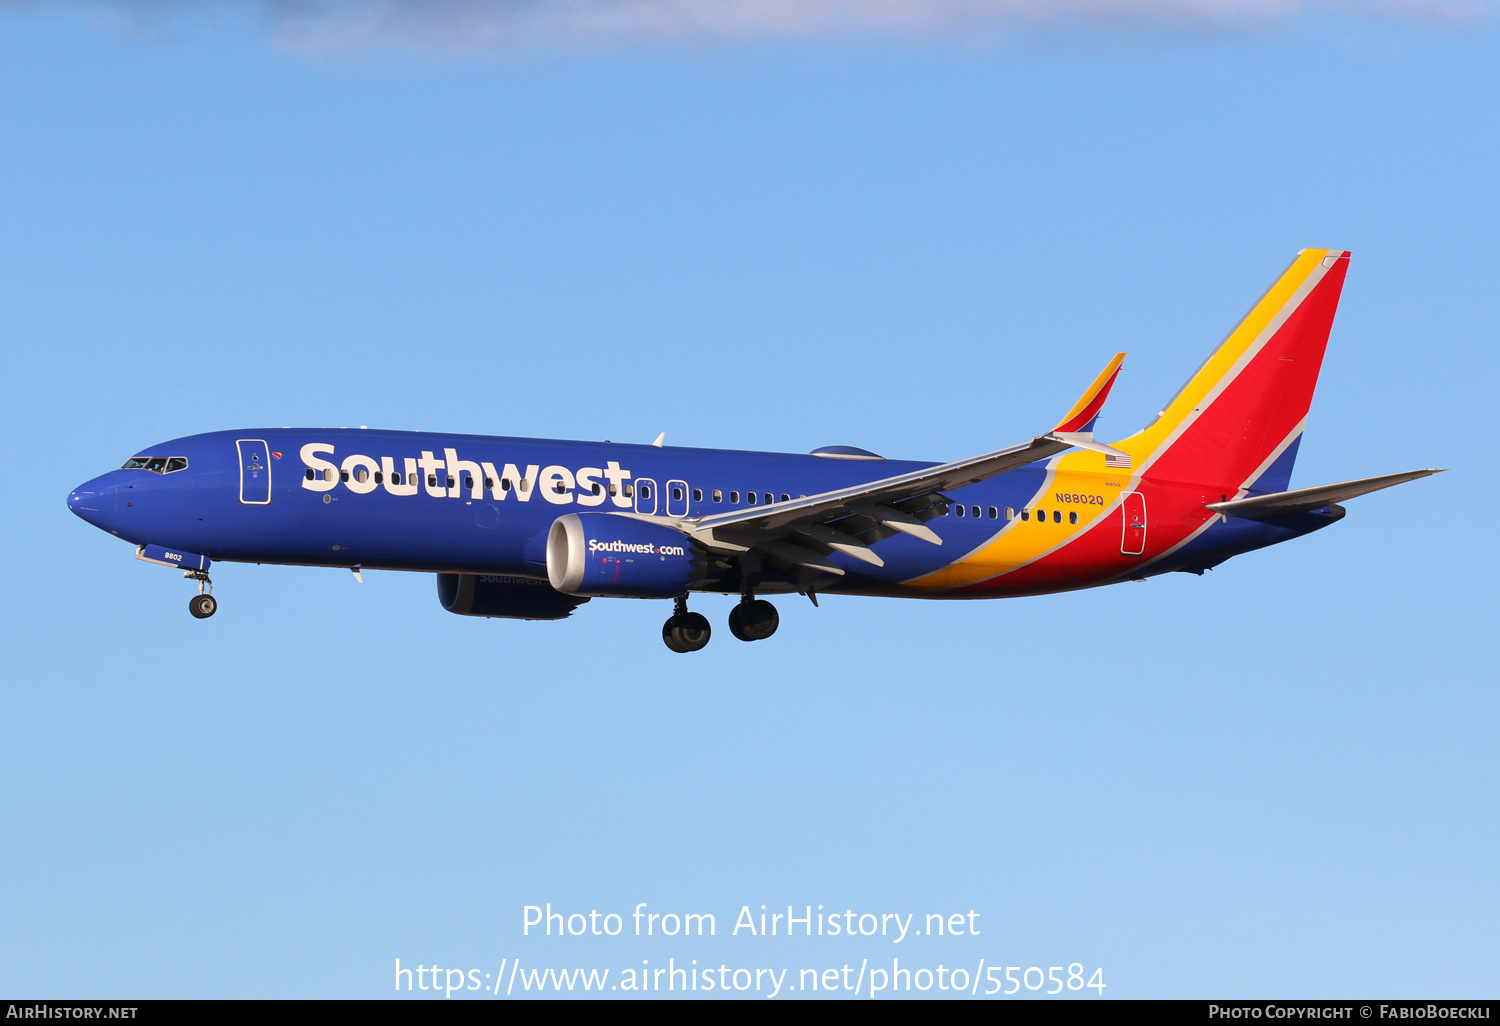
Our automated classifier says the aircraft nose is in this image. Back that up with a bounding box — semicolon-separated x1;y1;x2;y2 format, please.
68;475;119;532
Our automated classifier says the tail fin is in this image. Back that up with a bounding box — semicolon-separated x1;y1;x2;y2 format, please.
1112;249;1350;493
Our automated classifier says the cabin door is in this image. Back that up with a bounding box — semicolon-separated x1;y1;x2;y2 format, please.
237;439;272;505
1120;491;1146;556
634;477;658;516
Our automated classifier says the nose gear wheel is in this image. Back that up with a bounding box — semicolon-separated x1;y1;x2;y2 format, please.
185;569;216;618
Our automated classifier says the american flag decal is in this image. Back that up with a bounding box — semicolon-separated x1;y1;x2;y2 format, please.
1105;453;1132;469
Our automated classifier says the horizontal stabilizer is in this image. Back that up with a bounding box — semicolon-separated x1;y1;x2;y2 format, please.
1206;469;1444;520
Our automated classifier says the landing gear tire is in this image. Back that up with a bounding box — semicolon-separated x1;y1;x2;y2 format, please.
728;599;778;642
662;612;712;653
188;594;218;619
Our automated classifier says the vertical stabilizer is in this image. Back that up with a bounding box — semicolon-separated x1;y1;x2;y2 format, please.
1111;249;1350;493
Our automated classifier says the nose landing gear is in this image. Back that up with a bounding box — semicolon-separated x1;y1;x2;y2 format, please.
186;569;217;619
662;594;711;653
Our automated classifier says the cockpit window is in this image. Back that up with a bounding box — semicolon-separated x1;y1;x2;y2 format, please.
120;456;188;474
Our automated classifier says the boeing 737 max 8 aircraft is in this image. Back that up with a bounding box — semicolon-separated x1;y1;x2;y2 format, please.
68;249;1440;651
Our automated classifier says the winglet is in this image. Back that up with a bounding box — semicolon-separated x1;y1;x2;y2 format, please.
1044;353;1131;459
1053;353;1126;434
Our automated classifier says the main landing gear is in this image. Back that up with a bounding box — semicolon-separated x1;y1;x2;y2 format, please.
186;570;217;619
660;593;780;652
728;596;779;642
662;595;711;653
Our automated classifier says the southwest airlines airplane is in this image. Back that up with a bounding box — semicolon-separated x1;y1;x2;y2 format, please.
69;249;1439;652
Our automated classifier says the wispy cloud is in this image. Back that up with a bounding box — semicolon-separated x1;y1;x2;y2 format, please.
16;0;1493;52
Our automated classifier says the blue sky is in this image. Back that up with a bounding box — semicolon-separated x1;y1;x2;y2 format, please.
0;1;1495;999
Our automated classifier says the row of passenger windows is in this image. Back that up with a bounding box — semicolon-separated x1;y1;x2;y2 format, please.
649;486;799;505
306;467;1081;525
120;456;188;474
953;504;1079;525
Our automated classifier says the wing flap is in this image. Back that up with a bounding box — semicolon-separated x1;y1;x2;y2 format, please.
692;434;1069;537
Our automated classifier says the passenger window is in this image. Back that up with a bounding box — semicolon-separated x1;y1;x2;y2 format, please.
446;476;455;489
1069;511;1078;525
485;477;494;489
672;487;683;501
764;493;773;505
1005;507;1015;520
341;471;350;482
375;472;383;484
428;475;437;487
712;490;722;502
971;505;981;519
501;479;511;492
956;504;965;517
355;468;369;483
1053;510;1062;523
393;472;403;485
729;491;739;503
988;506;998;519
1021;509;1030;521
780;493;790;503
305;468;315;481
324;469;334;482
554;481;565;493
641;485;651;499
747;492;757;505
624;485;633;498
463;476;474;490
592;483;602;495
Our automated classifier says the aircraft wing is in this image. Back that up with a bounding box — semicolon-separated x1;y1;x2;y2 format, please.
1205;468;1444;521
681;355;1127;575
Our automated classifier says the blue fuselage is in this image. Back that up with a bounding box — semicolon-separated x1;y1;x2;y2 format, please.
68;427;1331;600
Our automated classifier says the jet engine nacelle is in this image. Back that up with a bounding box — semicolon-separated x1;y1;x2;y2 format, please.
547;512;710;598
436;573;589;620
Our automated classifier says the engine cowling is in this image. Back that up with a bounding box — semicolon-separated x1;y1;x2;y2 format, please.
436;573;588;620
547;512;712;598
